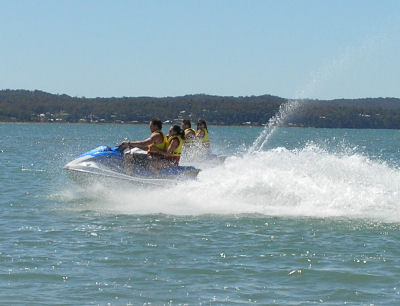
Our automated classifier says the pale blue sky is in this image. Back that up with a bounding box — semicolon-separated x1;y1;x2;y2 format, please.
1;0;399;99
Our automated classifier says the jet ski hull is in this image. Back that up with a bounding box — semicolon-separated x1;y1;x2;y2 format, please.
64;146;200;187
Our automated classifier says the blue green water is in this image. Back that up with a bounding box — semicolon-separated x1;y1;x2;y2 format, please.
1;123;400;304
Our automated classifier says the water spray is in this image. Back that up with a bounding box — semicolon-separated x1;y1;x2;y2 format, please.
248;32;387;153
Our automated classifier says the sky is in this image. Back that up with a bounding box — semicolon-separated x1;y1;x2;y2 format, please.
1;0;399;99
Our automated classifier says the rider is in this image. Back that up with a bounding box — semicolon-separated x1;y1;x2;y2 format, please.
118;118;167;174
196;119;210;153
182;119;196;143
148;125;184;177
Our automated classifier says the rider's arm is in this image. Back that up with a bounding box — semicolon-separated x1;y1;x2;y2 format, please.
196;129;205;138
149;138;178;156
165;138;179;155
128;133;162;149
127;137;153;148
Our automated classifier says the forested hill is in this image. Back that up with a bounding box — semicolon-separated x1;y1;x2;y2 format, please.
1;89;400;128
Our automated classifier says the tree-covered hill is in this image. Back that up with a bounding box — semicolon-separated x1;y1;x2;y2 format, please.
1;89;400;128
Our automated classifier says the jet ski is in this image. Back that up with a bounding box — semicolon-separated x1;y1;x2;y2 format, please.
64;145;200;187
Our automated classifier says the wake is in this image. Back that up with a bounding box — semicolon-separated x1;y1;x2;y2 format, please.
61;144;400;223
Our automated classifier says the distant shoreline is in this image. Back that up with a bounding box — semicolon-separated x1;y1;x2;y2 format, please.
2;121;399;131
0;121;262;128
1;89;400;129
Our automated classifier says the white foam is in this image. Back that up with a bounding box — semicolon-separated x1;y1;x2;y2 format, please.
64;144;400;222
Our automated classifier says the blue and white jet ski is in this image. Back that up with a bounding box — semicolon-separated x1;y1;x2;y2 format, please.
64;145;200;187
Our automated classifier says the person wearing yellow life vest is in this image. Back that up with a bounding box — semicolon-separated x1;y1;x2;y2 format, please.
148;125;184;177
196;119;210;153
182;119;196;143
118;118;167;174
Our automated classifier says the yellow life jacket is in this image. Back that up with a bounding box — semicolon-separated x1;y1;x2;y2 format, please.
196;128;210;144
167;135;183;157
184;128;196;143
147;130;167;153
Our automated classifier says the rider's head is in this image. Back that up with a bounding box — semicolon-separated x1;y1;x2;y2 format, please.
197;119;208;130
149;118;162;132
170;125;185;139
182;119;191;130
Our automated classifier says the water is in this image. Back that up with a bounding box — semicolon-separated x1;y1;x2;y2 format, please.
1;123;400;304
